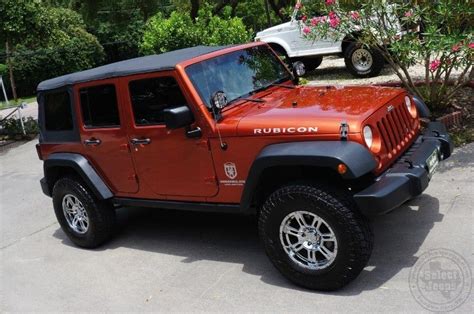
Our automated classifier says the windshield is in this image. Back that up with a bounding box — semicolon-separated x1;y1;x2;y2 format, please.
186;45;291;108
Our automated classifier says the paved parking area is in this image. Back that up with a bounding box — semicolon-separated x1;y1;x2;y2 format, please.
1;140;473;312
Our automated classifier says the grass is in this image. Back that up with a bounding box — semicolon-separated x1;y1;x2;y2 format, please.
0;96;37;110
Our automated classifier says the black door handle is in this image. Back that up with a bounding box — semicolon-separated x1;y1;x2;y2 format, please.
84;138;101;146
131;138;151;145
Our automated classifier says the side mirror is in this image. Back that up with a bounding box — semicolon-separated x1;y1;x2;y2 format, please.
210;91;227;121
163;105;194;129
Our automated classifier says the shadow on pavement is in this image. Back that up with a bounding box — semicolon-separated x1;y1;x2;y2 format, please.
53;194;441;295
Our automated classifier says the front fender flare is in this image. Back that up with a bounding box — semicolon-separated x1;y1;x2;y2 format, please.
240;141;376;211
43;153;113;200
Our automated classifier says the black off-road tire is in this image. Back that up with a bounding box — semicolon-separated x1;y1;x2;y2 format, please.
344;42;384;78
258;183;373;291
52;177;116;248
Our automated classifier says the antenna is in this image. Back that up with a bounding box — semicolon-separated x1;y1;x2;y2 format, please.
211;105;227;150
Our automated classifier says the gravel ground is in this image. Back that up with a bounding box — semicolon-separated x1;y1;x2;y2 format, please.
305;56;466;86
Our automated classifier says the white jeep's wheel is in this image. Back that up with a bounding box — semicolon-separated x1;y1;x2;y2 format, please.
344;42;384;78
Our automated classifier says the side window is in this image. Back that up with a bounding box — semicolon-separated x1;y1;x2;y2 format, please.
129;76;187;125
79;84;120;128
44;91;73;131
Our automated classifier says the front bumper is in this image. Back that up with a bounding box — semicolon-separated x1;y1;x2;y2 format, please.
354;122;453;216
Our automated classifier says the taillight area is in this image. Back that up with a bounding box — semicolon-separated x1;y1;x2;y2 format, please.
35;143;43;160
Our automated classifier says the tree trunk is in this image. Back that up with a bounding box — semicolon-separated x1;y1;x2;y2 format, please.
190;0;200;20
5;40;17;101
264;0;272;27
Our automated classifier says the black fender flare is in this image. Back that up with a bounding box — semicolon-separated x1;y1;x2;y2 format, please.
240;141;377;211
412;95;431;118
43;153;113;200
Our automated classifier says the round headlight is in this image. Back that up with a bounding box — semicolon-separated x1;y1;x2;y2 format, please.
405;96;417;118
363;125;373;148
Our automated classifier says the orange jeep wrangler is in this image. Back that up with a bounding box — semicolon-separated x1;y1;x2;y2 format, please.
37;42;452;290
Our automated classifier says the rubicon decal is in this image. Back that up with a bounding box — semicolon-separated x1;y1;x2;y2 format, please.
253;127;318;135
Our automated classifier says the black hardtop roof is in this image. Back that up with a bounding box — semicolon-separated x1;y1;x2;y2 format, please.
37;45;227;91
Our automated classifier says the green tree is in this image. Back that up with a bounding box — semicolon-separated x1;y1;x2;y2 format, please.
0;1;104;97
140;5;251;54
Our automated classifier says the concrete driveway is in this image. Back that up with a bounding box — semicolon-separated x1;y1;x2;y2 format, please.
1;140;473;312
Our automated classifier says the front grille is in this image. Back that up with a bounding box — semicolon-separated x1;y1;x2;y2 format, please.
376;103;413;154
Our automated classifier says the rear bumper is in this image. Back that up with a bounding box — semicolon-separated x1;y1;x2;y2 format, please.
354;122;453;216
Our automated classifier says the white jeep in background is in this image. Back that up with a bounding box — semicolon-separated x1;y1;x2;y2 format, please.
255;2;403;78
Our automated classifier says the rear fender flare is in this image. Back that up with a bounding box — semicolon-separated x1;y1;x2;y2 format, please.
43;153;113;200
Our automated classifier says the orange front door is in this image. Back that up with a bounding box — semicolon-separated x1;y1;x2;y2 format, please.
121;72;218;198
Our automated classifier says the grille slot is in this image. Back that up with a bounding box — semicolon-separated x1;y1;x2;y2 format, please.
378;103;413;154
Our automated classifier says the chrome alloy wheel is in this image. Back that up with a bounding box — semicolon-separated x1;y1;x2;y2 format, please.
62;194;89;234
351;48;373;72
279;211;338;270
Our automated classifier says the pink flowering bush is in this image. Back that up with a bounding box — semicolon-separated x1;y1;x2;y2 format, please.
294;0;473;109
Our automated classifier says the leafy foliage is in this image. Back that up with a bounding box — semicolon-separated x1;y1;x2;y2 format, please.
0;2;104;96
297;0;473;109
1;116;39;136
141;5;252;54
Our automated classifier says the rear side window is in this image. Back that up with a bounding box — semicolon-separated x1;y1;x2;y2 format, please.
44;91;73;131
79;84;120;128
129;77;187;125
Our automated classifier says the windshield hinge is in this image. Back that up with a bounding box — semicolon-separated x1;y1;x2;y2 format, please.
340;121;349;141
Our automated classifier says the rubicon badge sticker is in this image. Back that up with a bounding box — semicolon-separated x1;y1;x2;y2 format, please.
224;162;237;179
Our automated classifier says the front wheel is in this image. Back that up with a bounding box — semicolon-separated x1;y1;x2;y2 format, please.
258;184;373;291
292;56;323;72
344;42;384;78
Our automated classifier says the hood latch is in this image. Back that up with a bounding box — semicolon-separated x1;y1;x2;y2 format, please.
340;121;349;141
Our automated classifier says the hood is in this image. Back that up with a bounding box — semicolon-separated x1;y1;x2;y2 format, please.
219;85;404;137
256;22;294;38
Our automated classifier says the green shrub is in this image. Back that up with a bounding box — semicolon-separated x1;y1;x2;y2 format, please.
140;6;252;54
1;116;39;137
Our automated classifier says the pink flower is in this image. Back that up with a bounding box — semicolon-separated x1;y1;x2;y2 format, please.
329;16;340;28
404;11;413;17
301;15;307;22
303;26;311;35
325;0;336;5
469;43;474;49
311;17;320;26
429;59;441;72
295;2;302;10
452;43;461;52
351;11;360;20
329;11;337;19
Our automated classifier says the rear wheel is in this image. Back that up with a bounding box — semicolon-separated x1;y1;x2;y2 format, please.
258;183;373;291
52;177;116;248
344;42;384;78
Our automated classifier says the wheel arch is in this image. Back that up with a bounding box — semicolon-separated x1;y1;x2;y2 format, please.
263;39;292;57
240;141;377;212
43;153;113;200
341;32;361;54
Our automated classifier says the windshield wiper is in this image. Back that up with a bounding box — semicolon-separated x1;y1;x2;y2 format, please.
250;77;294;95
